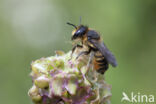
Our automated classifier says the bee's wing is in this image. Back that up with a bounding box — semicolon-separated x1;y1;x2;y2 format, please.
89;39;117;67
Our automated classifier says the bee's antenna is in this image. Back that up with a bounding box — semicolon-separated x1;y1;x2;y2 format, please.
79;16;82;25
67;22;77;29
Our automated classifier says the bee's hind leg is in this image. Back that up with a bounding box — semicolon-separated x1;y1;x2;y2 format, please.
86;51;94;72
86;52;97;82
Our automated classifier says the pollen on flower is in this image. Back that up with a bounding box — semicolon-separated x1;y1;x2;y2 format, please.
28;50;111;104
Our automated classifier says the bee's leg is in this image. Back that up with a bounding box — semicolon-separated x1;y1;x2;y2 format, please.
69;44;83;60
76;48;91;60
93;69;98;82
86;51;94;72
76;51;89;60
86;52;97;81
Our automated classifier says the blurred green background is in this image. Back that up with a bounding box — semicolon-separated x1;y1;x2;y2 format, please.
0;0;156;104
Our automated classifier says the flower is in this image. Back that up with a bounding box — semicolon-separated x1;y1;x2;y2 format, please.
28;49;111;104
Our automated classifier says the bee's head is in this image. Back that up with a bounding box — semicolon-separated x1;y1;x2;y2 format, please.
67;22;88;40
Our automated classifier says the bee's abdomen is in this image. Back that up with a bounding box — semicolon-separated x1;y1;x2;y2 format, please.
93;52;109;74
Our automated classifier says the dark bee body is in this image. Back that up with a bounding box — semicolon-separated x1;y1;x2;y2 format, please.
93;51;108;74
67;22;117;74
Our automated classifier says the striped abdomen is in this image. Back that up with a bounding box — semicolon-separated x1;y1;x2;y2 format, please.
93;51;108;74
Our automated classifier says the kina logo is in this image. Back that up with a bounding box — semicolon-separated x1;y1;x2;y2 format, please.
121;92;154;103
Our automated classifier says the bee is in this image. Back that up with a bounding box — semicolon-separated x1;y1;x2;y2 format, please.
67;22;117;74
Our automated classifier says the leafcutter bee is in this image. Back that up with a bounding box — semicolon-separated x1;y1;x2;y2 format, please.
67;22;117;74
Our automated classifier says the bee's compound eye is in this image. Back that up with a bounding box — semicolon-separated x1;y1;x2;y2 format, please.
77;30;81;34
